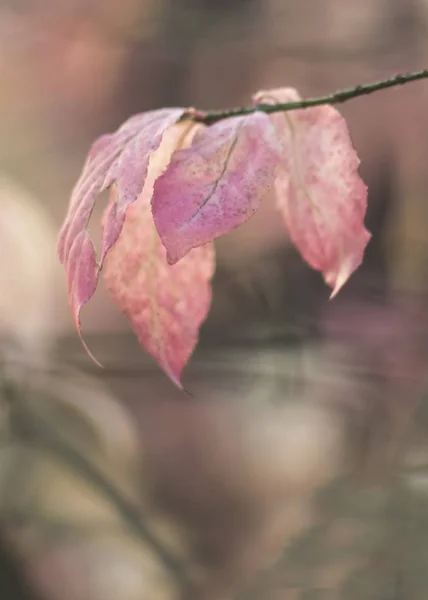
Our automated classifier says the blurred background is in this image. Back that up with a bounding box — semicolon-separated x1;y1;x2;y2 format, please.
2;0;428;598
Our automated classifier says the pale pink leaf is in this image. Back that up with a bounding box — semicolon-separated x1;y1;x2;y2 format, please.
57;107;186;346
151;112;281;264
103;123;215;387
254;88;371;296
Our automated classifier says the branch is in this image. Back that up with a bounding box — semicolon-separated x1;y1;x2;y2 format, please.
0;378;186;585
190;69;428;125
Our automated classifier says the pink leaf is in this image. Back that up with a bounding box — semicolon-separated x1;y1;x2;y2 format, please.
102;123;215;387
254;88;371;296
57;107;186;346
152;112;281;264
65;229;100;364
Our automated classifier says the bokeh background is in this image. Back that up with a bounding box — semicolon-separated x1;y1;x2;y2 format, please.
2;1;428;599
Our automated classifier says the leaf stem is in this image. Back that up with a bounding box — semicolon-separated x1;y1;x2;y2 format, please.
190;69;428;125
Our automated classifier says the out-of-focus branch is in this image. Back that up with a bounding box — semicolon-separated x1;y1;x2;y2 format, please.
0;534;44;600
0;377;186;585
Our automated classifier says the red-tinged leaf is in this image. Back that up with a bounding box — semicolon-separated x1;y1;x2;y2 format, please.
57;107;186;348
103;122;215;387
151;112;281;264
254;88;371;296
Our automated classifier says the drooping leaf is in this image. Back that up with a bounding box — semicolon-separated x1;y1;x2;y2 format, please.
102;122;215;387
151;112;281;264
57;108;186;342
254;88;371;296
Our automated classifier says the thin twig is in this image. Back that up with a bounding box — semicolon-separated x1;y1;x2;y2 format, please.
189;69;428;125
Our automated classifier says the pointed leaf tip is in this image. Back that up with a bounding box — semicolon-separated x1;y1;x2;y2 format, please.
254;87;371;294
65;230;102;364
102;122;215;387
57;107;186;363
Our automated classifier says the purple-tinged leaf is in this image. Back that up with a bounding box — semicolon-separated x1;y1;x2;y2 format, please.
151;112;281;264
58;107;186;346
